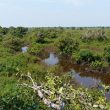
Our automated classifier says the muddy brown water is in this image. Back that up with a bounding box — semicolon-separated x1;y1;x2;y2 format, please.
22;46;110;99
22;46;110;88
42;52;110;87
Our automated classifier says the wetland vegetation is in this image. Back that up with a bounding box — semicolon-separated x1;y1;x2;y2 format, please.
0;26;110;110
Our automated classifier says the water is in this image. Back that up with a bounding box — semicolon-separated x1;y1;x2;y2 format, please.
43;53;59;66
42;52;110;88
21;46;28;53
73;73;100;88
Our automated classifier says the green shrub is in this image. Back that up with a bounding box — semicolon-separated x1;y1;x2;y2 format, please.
0;77;50;110
0;35;3;42
78;49;92;62
3;36;23;52
58;37;79;55
0;57;20;75
36;32;45;43
25;64;47;83
28;43;43;56
72;50;102;64
72;52;81;63
0;46;12;57
90;61;108;71
8;27;28;37
0;26;8;35
72;49;94;63
0;53;38;75
104;45;110;63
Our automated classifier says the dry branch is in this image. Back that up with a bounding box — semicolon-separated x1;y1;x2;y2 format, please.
19;73;64;110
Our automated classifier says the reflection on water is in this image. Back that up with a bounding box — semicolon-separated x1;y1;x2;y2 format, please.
22;46;28;53
74;73;100;88
43;53;59;66
69;70;100;88
42;52;110;88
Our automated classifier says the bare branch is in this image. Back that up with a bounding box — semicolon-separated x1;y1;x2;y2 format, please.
19;73;64;110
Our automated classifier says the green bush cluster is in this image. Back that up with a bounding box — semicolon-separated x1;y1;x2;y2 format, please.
0;77;50;110
8;27;28;37
36;32;45;43
90;61;108;71
2;36;23;52
0;26;28;37
58;37;79;55
0;53;40;76
72;49;109;71
104;45;110;63
72;49;102;64
0;26;8;36
0;57;21;75
27;43;43;56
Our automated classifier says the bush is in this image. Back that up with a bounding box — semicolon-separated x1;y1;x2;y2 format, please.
28;43;43;56
0;57;20;75
72;49;94;64
8;27;28;37
0;35;2;42
79;50;94;62
3;36;23;52
72;49;102;64
0;26;8;35
25;64;47;83
0;53;38;76
36;32;45;43
90;61;108;71
0;46;12;57
72;52;81;63
104;45;110;63
0;77;50;110
58;37;79;55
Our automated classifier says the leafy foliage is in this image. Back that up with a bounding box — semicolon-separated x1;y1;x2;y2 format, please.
2;36;23;52
8;27;28;37
72;49;101;64
21;73;110;110
0;26;110;110
0;77;51;110
58;37;79;55
90;61;109;71
104;45;110;63
27;43;43;56
0;26;8;36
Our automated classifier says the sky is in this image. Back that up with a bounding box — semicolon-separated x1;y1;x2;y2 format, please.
0;0;110;27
